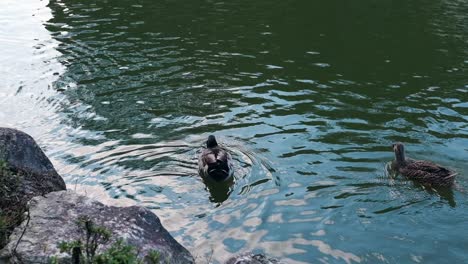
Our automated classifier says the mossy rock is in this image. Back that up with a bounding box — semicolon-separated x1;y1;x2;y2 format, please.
0;128;66;248
0;191;194;264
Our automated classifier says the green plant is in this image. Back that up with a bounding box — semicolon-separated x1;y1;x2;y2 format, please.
58;240;82;254
57;217;162;264
58;216;112;263
146;249;161;264
49;256;59;264
79;216;111;261
94;239;141;264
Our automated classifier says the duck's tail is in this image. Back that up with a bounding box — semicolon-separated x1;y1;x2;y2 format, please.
207;161;231;182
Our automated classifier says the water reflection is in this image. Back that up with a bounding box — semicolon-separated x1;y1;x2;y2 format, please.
203;179;233;204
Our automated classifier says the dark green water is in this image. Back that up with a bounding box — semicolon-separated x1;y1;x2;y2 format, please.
1;0;468;263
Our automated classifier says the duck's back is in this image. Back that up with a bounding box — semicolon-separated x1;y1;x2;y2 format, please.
400;159;456;186
199;146;232;182
200;147;229;164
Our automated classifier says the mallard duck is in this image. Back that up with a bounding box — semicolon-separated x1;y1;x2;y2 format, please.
198;135;233;182
391;142;457;187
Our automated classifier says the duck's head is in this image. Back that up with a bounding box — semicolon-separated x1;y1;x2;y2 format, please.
392;142;405;164
207;135;218;148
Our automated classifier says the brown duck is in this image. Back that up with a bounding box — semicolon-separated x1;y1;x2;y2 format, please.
391;142;457;187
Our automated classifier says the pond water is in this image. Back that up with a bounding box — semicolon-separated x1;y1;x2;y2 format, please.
1;0;467;263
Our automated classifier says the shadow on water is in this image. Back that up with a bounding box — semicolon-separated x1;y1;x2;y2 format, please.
202;178;234;205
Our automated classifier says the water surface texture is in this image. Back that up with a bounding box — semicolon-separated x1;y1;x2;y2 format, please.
1;0;468;263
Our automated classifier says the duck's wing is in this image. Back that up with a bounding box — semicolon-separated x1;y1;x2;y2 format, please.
402;160;456;180
200;147;230;163
214;147;231;163
199;147;233;181
200;148;218;165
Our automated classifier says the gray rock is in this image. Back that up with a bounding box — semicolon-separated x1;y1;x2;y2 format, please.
226;253;285;264
1;191;194;264
0;127;66;249
0;127;66;194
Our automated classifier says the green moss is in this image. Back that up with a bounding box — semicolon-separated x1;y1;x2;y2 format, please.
0;214;8;243
0;160;6;170
0;159;26;248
